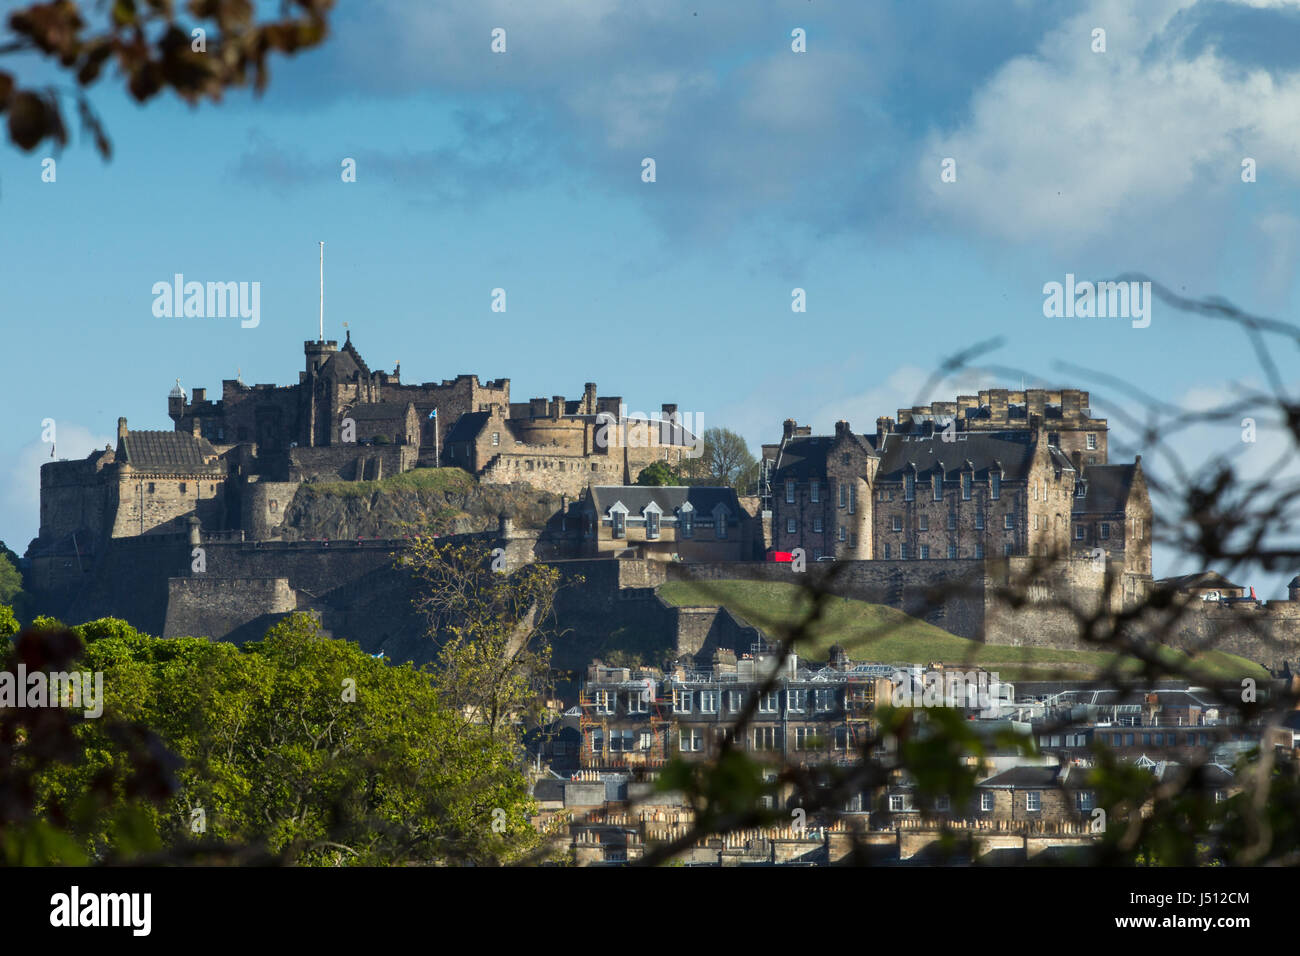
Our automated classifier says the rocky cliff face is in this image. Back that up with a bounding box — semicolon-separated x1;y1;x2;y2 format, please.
277;469;566;540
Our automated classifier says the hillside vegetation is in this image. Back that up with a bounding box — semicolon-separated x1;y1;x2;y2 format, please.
658;579;1269;681
281;468;565;540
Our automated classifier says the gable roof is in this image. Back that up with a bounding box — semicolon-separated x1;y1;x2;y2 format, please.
588;485;741;518
1156;571;1243;592
443;411;492;444
1073;464;1136;515
122;431;220;472
977;766;1062;789
771;431;877;481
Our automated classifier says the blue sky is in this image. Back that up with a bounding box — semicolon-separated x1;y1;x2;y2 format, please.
3;0;1299;592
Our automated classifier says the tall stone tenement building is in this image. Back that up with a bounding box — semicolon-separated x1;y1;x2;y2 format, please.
763;389;1152;604
30;332;696;579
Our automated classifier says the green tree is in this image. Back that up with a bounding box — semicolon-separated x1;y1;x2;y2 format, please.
398;539;564;745
684;427;757;490
636;461;680;486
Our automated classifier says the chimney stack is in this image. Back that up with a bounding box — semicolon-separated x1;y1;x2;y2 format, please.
783;419;797;440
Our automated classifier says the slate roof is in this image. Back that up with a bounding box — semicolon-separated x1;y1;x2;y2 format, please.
875;430;1072;481
344;402;412;422
977;766;1062;788
1072;464;1136;515
443;411;492;444
588;485;740;518
771;431;877;480
1157;571;1243;592
122;431;220;472
532;779;566;803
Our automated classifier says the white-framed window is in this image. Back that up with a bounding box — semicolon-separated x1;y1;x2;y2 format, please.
889;794;915;812
595;690;614;714
833;727;849;750
492;432;500;446
1004;514;1014;530
813;516;823;533
700;690;718;713
1026;791;1042;812
674;690;693;713
838;526;846;542
919;545;930;560
918;515;928;531
1033;514;1039;530
810;479;820;503
728;690;746;713
1099;522;1110;540
787;518;797;534
1075;791;1095;811
980;792;993;812
1086;433;1097;450
679;728;703;752
893;515;903;532
590;729;603;754
646;510;660;539
759;691;779;713
793;726;817;750
1075;525;1085;540
814;688;836;711
628;691;648;714
608;729;635;752
787;689;806;712
785;481;795;504
638;731;654;751
753;726;781;751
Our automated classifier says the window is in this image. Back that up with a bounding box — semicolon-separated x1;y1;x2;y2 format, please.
787;689;806;712
179;482;187;494
728;691;747;713
814;688;836;711
1026;791;1042;812
147;482;155;493
1099;522;1110;540
935;795;951;812
785;481;795;504
810;479;820;503
900;544;910;560
679;728;703;752
918;515;928;531
889;794;914;812
612;511;626;538
990;473;1001;499
674;690;692;714
700;690;718;713
590;729;603;754
883;544;891;559
833;727;849;750
1032;514;1038;530
753;727;781;751
595;690;614;714
919;545;930;560
681;511;694;537
980;792;994;812
904;473;915;501
759;691;779;713
838;525;846;542
975;543;985;559
1086;433;1097;450
608;729;635;752
892;516;902;532
849;485;856;514
933;474;943;501
840;484;847;507
786;518;797;534
646;510;660;539
628;691;647;714
962;473;972;500
1004;515;1014;530
948;546;957;559
1075;481;1087;498
1075;525;1085;541
842;453;850;465
975;513;985;530
812;516;823;533
947;513;956;531
849;532;856;547
492;432;500;446
1004;544;1013;557
793;726;817;750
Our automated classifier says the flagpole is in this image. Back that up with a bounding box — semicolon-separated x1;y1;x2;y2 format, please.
318;241;324;343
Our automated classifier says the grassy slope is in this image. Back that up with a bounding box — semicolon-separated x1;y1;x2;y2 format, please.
658;579;1268;681
296;467;477;499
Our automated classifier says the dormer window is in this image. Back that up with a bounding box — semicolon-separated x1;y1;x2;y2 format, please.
611;510;626;538
1075;481;1087;498
680;505;694;538
645;507;661;539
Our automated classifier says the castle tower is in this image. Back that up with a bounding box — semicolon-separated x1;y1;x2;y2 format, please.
168;379;186;423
